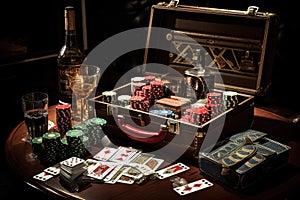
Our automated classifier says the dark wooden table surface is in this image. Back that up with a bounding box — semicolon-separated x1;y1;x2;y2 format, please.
5;105;300;199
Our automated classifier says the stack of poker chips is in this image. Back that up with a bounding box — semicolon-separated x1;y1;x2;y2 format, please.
222;91;239;109
84;117;107;147
129;96;150;112
66;129;87;158
150;80;165;99
59;137;69;160
101;91;117;104
149;109;176;119
144;75;156;84
117;95;131;107
131;76;145;96
32;137;44;160
56;104;72;137
181;106;210;125
205;92;224;118
41;132;61;166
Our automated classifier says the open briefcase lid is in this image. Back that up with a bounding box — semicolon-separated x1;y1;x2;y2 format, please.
142;1;279;96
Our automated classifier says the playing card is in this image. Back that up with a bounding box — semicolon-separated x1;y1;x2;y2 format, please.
109;146;140;164
173;178;213;195
156;163;190;179
144;157;164;171
105;166;129;184
123;166;143;179
129;153;154;165
93;147;118;161
87;161;118;180
85;159;100;173
33;171;53;181
117;174;135;184
44;166;60;176
60;157;85;168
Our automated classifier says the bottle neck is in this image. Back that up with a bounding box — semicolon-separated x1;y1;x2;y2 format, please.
64;6;78;47
65;30;78;47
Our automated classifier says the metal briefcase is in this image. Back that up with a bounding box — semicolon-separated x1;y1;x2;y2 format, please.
91;1;279;165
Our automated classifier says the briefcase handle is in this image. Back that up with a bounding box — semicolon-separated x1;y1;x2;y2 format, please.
117;115;168;144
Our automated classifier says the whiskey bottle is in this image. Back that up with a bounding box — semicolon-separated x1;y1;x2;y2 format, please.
57;6;85;104
184;48;214;101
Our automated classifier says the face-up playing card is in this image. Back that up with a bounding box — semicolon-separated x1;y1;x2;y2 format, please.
93;147;118;161
60;157;85;168
173;178;213;195
144;157;164;171
155;163;190;179
109;146;140;164
117;175;135;184
87;161;118;180
129;153;154;165
44;166;60;176
33;171;53;181
105;165;129;184
123;166;143;179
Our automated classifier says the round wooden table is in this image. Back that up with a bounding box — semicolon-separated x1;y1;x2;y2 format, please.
5;105;300;199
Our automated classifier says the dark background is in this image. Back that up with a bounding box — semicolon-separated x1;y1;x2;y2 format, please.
0;0;298;198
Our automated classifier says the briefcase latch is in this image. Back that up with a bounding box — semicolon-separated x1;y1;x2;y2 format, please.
167;119;180;134
167;0;179;8
247;6;259;16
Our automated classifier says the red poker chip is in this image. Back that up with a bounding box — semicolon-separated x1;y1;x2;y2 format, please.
56;104;71;110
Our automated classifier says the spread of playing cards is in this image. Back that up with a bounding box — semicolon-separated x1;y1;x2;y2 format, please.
32;145;214;195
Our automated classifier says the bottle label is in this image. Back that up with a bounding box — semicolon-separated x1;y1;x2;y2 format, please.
58;64;80;103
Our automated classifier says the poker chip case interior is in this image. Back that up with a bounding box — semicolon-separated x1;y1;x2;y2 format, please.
91;3;279;164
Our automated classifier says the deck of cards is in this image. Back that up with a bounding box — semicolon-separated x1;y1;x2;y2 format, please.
59;157;87;180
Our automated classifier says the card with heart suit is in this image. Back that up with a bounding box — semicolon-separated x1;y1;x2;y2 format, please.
109;146;140;163
155;163;190;179
93;147;118;161
33;171;53;181
87;161;118;180
173;178;213;195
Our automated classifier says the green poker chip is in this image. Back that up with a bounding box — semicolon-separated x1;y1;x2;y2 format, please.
43;132;61;139
85;117;107;126
72;123;88;133
32;137;43;144
66;129;84;138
